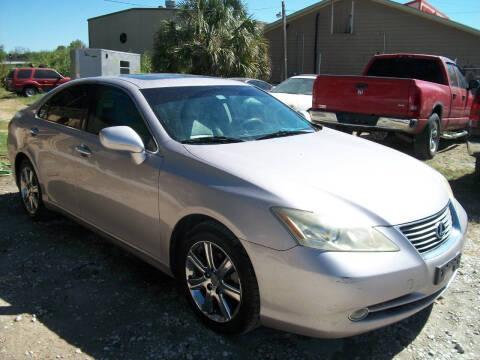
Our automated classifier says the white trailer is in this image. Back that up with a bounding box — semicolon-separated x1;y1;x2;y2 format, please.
70;48;141;79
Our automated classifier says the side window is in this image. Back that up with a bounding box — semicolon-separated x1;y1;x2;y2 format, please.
447;64;459;88
17;70;32;79
87;85;156;151
34;70;60;79
454;66;468;90
38;85;89;129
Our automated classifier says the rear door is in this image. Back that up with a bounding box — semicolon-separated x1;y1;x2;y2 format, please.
73;84;162;256
33;69;61;91
34;84;90;215
15;69;33;91
446;63;464;127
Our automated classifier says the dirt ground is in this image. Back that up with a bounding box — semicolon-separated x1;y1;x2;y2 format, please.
0;98;479;359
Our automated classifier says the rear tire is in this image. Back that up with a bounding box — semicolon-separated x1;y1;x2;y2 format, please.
475;157;480;183
23;86;37;97
178;221;260;335
18;159;46;219
414;114;440;160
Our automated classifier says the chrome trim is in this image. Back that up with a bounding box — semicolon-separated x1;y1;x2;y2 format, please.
397;203;455;257
308;110;418;133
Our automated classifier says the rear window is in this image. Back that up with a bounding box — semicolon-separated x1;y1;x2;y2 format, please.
17;69;32;79
366;58;446;85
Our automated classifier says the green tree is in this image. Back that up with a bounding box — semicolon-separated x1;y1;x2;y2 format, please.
0;45;6;62
152;0;270;80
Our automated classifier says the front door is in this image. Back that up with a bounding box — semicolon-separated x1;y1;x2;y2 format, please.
33;69;62;92
73;84;162;256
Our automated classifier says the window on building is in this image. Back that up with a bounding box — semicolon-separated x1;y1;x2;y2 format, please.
332;0;354;34
120;60;130;74
17;69;32;79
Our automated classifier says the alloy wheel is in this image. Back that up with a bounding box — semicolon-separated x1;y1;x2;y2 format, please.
185;241;242;323
20;166;40;214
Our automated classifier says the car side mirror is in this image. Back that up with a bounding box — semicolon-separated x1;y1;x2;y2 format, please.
468;79;480;91
99;126;146;165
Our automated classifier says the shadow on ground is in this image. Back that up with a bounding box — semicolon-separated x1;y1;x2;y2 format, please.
0;188;434;360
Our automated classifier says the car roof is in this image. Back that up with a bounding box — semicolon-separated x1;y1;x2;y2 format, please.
15;67;56;71
289;75;317;79
87;74;252;89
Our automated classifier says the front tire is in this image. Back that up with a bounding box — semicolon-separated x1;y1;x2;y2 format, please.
179;222;260;334
18;159;45;218
414;114;440;160
23;86;38;97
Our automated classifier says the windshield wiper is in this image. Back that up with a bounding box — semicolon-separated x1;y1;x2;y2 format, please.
181;136;245;144
255;130;314;140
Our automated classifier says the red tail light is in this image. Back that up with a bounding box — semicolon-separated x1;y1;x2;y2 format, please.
470;95;480;127
407;84;421;118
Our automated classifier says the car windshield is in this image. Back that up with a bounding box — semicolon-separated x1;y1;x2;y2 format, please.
271;78;315;95
141;85;315;144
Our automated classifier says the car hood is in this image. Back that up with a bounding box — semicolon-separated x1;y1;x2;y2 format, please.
270;92;313;112
184;128;449;226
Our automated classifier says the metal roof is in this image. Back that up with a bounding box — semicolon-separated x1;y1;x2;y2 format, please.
88;7;179;22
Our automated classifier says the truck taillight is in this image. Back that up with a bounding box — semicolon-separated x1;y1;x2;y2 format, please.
470;96;480;127
407;85;421;118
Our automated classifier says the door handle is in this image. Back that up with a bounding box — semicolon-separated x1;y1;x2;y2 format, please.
75;144;92;157
30;127;39;136
452;93;457;99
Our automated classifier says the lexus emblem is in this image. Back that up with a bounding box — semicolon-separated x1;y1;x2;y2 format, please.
435;222;446;239
357;89;364;95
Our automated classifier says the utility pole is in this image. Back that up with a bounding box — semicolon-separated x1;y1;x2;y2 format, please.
282;1;287;80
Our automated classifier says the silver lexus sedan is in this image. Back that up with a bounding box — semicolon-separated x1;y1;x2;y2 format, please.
7;74;467;338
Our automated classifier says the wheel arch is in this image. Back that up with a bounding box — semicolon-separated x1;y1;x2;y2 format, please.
169;214;241;278
14;152;33;186
431;103;444;129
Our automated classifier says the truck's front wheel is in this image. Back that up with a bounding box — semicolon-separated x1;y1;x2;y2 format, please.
414;114;440;160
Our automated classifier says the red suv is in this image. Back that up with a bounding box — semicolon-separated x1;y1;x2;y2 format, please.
5;68;71;97
468;88;480;182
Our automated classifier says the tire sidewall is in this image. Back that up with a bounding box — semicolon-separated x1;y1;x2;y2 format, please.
178;224;259;334
428;115;440;158
24;87;37;97
18;160;43;218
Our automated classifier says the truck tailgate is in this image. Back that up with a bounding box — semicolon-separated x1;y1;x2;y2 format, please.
313;76;415;118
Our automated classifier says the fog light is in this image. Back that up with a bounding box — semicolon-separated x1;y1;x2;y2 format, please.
348;308;369;322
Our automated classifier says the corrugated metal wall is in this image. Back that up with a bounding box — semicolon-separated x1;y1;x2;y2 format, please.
264;0;480;83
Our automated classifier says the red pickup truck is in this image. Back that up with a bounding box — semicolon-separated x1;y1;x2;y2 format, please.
309;54;479;159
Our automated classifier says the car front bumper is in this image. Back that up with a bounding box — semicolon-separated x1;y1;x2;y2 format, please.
241;199;468;338
309;109;421;134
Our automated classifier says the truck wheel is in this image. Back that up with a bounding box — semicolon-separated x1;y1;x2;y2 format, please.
475;157;480;184
414;114;440;160
23;86;38;97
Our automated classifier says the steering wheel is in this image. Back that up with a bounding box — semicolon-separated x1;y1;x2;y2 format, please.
241;117;264;132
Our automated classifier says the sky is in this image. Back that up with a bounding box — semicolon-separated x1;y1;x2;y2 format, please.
1;0;479;52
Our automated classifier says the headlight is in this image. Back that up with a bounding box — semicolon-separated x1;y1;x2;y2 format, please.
272;207;399;252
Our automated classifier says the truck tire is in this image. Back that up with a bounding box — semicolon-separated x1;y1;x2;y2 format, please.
23;86;38;97
414;114;440;160
475;157;480;184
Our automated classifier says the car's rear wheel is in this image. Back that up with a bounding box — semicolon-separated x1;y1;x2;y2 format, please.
414;113;440;160
23;86;38;97
179;222;260;334
18;159;45;218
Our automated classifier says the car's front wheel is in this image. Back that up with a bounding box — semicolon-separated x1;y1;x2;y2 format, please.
179;222;260;334
18;159;45;218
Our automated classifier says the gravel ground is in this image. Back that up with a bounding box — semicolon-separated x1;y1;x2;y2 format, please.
0;138;479;360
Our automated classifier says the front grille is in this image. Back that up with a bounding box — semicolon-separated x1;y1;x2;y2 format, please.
399;204;452;254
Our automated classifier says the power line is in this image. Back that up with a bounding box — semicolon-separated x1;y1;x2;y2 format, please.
103;0;155;7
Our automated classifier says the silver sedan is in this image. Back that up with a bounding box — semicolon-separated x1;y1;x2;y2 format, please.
7;75;467;338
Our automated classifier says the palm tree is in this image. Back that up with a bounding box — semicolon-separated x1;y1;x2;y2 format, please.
153;0;271;80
